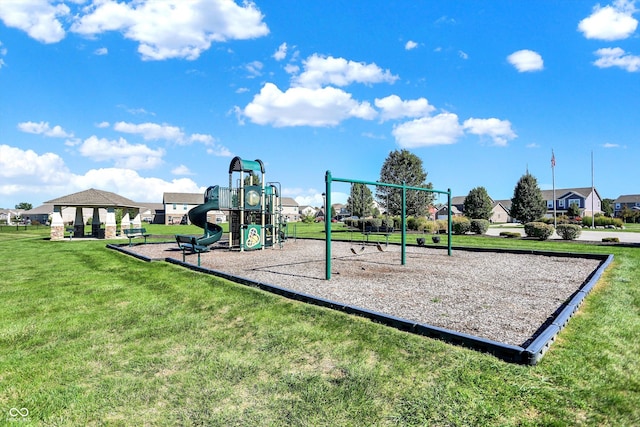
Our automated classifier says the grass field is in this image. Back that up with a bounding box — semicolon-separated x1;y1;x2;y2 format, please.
1;224;638;425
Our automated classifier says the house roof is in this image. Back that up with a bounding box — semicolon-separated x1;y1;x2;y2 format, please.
281;197;298;207
45;188;140;208
540;187;598;200
614;194;640;204
494;199;512;211
163;192;202;204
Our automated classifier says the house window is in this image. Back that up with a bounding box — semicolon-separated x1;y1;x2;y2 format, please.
547;200;553;208
559;200;565;208
615;203;621;209
172;203;177;210
569;198;581;208
183;203;188;210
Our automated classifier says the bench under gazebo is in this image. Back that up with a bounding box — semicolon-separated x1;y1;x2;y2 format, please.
46;188;144;241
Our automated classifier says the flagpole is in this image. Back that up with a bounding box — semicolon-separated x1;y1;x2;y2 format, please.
591;150;595;228
552;150;556;228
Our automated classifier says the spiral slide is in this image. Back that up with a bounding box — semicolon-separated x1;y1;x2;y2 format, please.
182;198;223;246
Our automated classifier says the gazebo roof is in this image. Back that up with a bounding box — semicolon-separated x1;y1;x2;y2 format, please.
45;188;140;208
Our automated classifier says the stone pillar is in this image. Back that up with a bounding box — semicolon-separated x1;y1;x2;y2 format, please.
105;207;117;239
92;207;101;238
74;207;84;238
121;210;131;235
132;209;142;228
50;206;64;241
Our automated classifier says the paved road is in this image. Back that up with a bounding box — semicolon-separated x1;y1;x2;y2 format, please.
486;226;640;243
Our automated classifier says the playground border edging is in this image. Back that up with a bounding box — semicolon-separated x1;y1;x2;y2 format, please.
108;242;613;365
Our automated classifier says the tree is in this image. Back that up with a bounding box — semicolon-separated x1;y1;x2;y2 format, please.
510;172;546;223
601;198;614;217
346;183;373;218
15;202;32;210
377;149;434;216
567;202;580;218
463;186;493;220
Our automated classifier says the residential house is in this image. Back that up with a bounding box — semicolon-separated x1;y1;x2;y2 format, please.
613;194;640;217
162;192;227;225
437;195;511;223
0;209;22;225
299;205;318;218
541;187;602;218
281;197;299;222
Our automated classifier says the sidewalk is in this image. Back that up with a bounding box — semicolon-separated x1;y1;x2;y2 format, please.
486;226;640;244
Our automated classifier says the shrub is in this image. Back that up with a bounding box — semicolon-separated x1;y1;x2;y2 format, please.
470;219;490;235
602;237;620;243
499;231;521;238
380;217;394;229
524;222;555;240
417;220;437;234
451;216;471;235
406;216;418;231
365;218;382;229
436;220;448;234
556;224;581;240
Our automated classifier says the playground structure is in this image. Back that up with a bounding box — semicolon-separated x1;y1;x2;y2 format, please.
324;171;452;280
176;157;286;253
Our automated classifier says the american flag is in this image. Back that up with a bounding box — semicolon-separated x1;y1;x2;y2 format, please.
551;150;556;168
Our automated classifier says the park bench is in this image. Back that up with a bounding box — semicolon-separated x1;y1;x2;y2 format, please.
124;227;150;246
175;235;210;266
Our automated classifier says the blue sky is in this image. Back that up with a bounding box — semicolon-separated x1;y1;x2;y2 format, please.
1;0;638;209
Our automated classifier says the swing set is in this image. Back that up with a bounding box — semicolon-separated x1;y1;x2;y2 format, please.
324;170;452;280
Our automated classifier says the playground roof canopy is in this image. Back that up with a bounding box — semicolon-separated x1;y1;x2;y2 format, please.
229;156;264;174
45;188;141;209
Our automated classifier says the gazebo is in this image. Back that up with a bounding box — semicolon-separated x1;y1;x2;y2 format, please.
45;188;143;241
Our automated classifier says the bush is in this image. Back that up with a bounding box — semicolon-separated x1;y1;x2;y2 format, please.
602;237;620;243
582;216;624;228
499;231;521;238
470;219;490;235
436;220;448;234
556;224;581;240
524;222;555;240
419;221;438;234
406;216;418;231
451;216;471;235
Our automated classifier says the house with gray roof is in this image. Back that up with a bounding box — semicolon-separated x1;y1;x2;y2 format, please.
613;194;640;217
540;187;602;218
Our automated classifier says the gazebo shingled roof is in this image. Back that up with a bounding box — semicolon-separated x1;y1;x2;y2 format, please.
45;188;140;208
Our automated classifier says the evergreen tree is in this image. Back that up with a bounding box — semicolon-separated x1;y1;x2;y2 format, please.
601;198;614;217
377;149;434;216
463;186;493;220
15;202;32;210
346;183;374;218
510;172;546;223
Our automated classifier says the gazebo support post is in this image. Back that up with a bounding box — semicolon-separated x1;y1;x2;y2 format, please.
92;207;101;238
105;207;117;239
50;206;64;241
74;207;84;238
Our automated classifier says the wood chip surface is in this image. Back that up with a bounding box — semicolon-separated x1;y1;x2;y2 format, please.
125;239;602;347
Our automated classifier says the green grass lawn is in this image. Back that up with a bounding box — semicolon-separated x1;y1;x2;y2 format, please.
1;225;638;425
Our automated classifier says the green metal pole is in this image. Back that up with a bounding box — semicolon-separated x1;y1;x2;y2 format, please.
401;181;406;266
325;171;332;280
447;188;452;256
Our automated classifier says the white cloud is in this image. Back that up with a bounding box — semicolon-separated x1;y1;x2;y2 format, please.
578;0;638;41
0;0;69;43
463;118;517;146
292;54;399;89
405;40;418;50
374;95;435;121
273;42;287;60
458;50;469;60
242;83;376;127
603;142;621;148
70;0;269;60
114;121;185;142
593;47;640;71
78;135;165;169
95;47;108;55
18;121;73;138
171;164;194;175
0;41;6;69
392;113;464;148
507;50;544;72
96;121;110;128
0;143;203;204
0;144;69;185
245;60;263;77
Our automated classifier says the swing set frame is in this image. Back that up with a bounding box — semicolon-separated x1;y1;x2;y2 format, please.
324;170;452;280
